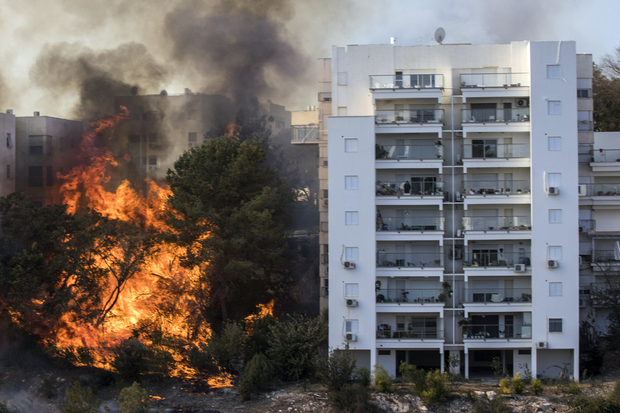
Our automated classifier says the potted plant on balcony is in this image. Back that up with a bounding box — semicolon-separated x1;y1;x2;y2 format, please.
439;282;453;303
435;142;444;159
375;144;389;159
505;188;511;195
517;189;522;194
459;319;470;339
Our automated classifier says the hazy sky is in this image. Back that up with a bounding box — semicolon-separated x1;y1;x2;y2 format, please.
0;0;619;117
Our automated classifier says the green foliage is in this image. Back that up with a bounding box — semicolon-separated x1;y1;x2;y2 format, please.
354;367;371;388
518;363;533;384
580;319;604;374
187;344;219;374
62;381;101;413
39;378;56;399
57;346;96;367
569;396;616;413
473;394;509;413
207;321;246;374
118;382;151;413
610;380;620;405
267;314;328;381
512;372;524;394
329;385;380;413
567;381;580;395
421;370;450;405
110;339;174;381
530;378;543;395
490;357;505;382
593;59;620;132
399;361;427;394
315;348;356;392
243;314;277;362
239;353;274;401
372;364;394;393
499;378;511;394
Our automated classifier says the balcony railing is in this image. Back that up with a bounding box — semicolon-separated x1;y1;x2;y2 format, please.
460;73;529;88
462;216;531;231
578;120;594;131
582;183;620;196
462;180;530;195
377;253;443;268
580;220;595;232
592;149;620;163
463;143;530;159
463;324;532;339
593;250;620;264
318;92;332;102
377;180;444;196
376;288;444;303
462;108;530;123
463;288;532;303
377;327;444;339
463;252;531;268
378;216;445;232
375;109;444;124
370;74;444;89
376;144;443;160
291;125;319;143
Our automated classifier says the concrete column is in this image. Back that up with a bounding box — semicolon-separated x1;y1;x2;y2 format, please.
370;348;377;378
531;347;537;379
449;350;461;375
573;349;579;382
440;350;445;373
464;350;469;379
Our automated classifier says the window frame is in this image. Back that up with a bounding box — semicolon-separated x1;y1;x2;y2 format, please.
345;175;359;190
548;136;562;151
345;247;359;261
547;100;562;115
549;209;562;224
345;211;359;225
344;138;358;153
549;282;563;297
549;318;563;333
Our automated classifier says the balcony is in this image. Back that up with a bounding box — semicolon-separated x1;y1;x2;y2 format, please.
376;327;444;340
376;143;443;161
375;109;444;134
376;180;444;207
462;324;531;340
462;216;531;242
370;74;444;101
592;250;620;272
461;109;531;135
579;219;595;233
460;73;529;100
462;143;530;170
320;286;329;297
377;253;443;269
377;216;444;243
463;288;532;304
580;184;620;207
463;252;531;277
590;149;620;173
578;120;594;131
376;288;444;304
291;125;319;144
462;180;531;207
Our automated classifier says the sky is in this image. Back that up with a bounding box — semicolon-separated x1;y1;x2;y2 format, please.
0;0;619;118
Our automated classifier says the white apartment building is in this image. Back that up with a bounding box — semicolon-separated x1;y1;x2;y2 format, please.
325;41;586;379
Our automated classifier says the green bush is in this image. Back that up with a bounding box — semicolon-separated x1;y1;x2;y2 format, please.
610;380;620;405
421;369;450;404
110;339;174;381
399;362;427;394
207;321;246;374
499;378;511;394
373;364;394;393
187;344;219;374
530;378;543;395
473;395;509;413
354;367;371;388
315;349;356;392
512;372;524;394
39;378;55;399
567;381;580;395
62;381;101;413
239;353;274;401
569;396;616;413
243;315;277;362
118;382;151;413
329;385;379;413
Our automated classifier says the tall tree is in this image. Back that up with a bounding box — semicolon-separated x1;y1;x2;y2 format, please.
166;136;293;328
593;45;620;132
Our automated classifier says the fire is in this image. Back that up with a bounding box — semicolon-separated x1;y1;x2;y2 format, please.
225;123;237;135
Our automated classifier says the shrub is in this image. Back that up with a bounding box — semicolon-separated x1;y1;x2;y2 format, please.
329;385;379;413
373;364;394;393
39;378;55;399
512;372;524;394
315;349;356;392
499;378;511;394
421;369;450;404
567;381;580;395
610;380;620;405
239;353;274;401
187;344;219;374
207;321;246;374
530;378;543;395
355;367;371;388
62;381;101;413
110;339;174;381
399;362;427;394
491;357;504;382
118;382;151;413
473;394;509;413
569;396;616;413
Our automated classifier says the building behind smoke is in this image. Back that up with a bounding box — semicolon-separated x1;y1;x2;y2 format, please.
0;111;16;198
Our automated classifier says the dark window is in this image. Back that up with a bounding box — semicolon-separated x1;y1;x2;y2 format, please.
148;133;157;143
275;120;285;129
323;189;328;198
6;164;10;179
46;166;53;186
395;71;403;88
6;133;11;148
188;132;198;142
29;146;43;155
28;166;43;186
518;349;531;355
128;135;141;144
472;139;497;158
378;350;391;356
549;319;563;333
577;89;591;98
148;156;157;166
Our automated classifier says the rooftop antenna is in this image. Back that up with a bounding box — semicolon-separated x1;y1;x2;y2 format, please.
434;27;445;44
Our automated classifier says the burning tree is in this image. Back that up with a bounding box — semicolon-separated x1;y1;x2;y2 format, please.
166;135;293;329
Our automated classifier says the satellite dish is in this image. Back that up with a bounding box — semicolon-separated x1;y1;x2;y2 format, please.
434;27;445;44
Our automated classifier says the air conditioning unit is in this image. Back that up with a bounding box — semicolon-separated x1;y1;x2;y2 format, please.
536;341;548;349
343;261;356;269
346;299;358;307
514;264;526;273
579;226;587;233
516;98;529;107
578;184;587;196
323;199;329;206
547;187;560;195
345;333;357;342
548;260;559;269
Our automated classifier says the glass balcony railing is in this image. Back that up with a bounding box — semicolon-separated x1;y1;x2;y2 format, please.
462;324;532;339
377;216;444;232
376;253;443;268
376;288;444;303
377;180;444;196
462;108;530;123
462;216;531;231
460;73;529;88
592;149;620;163
462;180;530;195
375;109;444;124
462;143;530;159
463;288;532;303
593;250;620;263
579;220;596;231
291;125;319;143
377;327;444;339
376;144;443;160
463;252;531;268
582;183;620;196
370;74;444;89
578;120;594;131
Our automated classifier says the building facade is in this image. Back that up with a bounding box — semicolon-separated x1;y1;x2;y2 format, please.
326;41;583;379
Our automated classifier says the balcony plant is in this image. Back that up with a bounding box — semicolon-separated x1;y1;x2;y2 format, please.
458;319;470;338
375;144;389;159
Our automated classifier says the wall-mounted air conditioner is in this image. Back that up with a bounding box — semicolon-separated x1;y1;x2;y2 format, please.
516;98;529;107
514;264;526;273
346;299;358;307
548;260;559;269
343;261;356;269
547;187;559;195
536;341;548;349
345;333;357;342
578;185;587;196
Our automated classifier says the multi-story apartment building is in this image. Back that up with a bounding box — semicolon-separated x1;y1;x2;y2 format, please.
0;110;16;197
325;41;583;379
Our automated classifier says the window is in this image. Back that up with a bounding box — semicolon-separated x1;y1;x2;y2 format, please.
6;133;11;148
577;89;591;98
188;110;197;120
518;349;532;355
549;282;563;296
28;166;43;186
345;247;359;261
46;166;53;186
338;72;348;85
549;246;563;260
6;165;10;179
275;120;285;129
548;136;562;151
188;132;198;142
549;209;562;223
548;173;562;187
549;318;563;333
345;319;358;334
320;221;328;232
345;211;359;225
547;65;561;78
345;175;358;190
148;133;158;143
344;283;359;297
148;156;157;166
29;146;43;155
323;189;328;198
344;138;358;153
548;101;561;115
378;350;391;356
